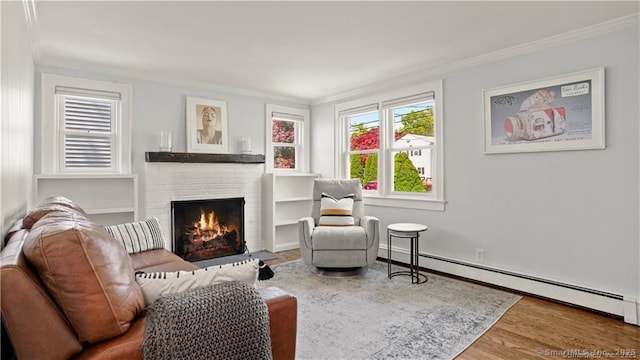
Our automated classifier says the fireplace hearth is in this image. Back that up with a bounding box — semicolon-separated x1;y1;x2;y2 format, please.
171;197;245;262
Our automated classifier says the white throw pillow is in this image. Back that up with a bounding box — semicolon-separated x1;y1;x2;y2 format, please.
319;192;355;226
135;259;259;305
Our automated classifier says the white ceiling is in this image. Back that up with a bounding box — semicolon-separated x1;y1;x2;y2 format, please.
31;1;639;103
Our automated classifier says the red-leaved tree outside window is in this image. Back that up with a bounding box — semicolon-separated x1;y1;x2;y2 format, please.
272;119;297;169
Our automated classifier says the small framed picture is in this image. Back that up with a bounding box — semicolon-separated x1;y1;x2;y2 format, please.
186;96;229;153
483;67;605;154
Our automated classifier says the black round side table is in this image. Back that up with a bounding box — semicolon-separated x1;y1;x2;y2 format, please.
387;223;428;284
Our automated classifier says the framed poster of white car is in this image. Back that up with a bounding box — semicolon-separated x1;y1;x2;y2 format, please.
483;67;605;154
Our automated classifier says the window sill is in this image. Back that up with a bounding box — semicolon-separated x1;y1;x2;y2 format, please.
363;195;446;211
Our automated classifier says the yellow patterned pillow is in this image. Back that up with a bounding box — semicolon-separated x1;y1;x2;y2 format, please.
319;192;355;226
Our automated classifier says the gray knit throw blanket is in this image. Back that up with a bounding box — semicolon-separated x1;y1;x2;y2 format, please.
143;281;272;360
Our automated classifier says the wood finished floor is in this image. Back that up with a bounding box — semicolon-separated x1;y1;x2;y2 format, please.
265;249;640;360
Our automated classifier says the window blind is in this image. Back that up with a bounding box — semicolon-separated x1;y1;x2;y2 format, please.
382;91;435;109
337;103;379;118
64;134;112;168
60;94;114;169
271;111;304;122
56;86;121;100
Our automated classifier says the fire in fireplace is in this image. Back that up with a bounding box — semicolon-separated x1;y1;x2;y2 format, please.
171;197;245;262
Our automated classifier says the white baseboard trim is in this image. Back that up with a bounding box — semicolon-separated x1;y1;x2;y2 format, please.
623;297;639;325
379;246;638;325
274;242;299;252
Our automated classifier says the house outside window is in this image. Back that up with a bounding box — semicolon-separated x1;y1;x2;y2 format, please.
265;104;310;173
40;74;132;174
335;80;444;210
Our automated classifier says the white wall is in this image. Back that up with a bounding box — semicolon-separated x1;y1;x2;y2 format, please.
311;26;640;304
310;103;335;177
33;66;308;220
34;66;308;174
1;1;34;241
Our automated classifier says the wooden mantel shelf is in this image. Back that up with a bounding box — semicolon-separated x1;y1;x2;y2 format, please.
145;152;265;164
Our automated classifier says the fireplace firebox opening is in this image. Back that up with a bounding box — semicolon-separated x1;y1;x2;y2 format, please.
171;197;245;262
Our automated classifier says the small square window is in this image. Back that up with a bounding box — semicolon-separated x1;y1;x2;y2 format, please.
266;104;309;173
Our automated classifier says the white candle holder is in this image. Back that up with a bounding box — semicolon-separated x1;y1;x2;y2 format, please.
159;131;173;152
240;137;252;154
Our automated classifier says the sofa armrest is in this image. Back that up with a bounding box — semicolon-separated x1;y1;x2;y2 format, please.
260;287;297;360
1;230;83;360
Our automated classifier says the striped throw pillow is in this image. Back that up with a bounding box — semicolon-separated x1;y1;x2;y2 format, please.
104;217;166;254
319;192;355;226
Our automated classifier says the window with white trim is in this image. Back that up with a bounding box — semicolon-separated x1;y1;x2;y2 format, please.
335;80;444;210
265;104;310;173
40;74;132;174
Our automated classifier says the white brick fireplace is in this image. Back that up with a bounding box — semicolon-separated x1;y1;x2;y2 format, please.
141;160;265;255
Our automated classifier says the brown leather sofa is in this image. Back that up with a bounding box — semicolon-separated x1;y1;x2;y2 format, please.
0;197;297;360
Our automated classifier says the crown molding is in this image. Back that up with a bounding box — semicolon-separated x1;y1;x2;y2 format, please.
36;60;312;106
312;13;640;106
20;0;41;63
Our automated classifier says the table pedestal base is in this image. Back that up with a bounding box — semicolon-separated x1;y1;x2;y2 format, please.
387;224;428;284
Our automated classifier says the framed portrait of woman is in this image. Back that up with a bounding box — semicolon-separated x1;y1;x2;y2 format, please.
186;96;229;153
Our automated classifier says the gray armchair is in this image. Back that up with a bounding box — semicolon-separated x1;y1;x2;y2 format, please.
298;179;380;269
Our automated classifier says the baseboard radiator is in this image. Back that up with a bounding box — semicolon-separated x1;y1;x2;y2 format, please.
379;246;639;325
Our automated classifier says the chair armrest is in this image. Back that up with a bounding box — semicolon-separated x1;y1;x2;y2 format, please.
360;216;380;249
298;217;314;249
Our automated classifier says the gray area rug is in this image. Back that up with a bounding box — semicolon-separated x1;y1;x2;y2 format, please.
258;259;520;360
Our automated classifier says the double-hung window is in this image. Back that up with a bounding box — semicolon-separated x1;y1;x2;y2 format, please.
57;88;117;170
336;80;444;210
266;104;310;173
41;74;132;174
